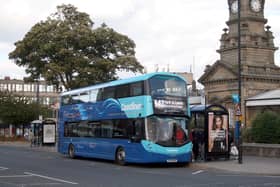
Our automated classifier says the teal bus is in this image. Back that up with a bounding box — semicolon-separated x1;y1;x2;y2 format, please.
58;72;192;165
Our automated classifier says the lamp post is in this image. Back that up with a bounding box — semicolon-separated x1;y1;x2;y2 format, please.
36;79;39;105
237;0;243;164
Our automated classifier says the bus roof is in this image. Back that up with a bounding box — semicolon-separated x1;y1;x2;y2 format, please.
61;72;187;96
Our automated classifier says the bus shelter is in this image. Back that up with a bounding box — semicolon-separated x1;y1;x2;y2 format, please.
190;104;230;161
30;119;56;146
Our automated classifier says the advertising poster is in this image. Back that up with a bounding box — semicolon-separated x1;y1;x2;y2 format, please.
43;124;56;143
208;112;228;153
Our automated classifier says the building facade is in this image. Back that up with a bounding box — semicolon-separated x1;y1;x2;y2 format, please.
0;76;59;106
0;76;60;137
198;0;280;125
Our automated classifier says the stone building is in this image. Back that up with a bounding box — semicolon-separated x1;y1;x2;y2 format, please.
198;0;280;125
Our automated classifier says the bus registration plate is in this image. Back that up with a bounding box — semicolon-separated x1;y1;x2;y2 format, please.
166;159;178;163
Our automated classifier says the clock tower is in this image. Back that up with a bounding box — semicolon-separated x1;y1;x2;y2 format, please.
199;0;280;125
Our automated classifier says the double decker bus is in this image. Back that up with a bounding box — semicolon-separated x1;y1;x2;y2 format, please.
58;72;192;165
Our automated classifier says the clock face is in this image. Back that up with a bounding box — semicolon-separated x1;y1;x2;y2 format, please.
231;0;238;14
250;0;262;12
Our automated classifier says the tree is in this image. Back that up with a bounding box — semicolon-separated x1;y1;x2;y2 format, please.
250;111;280;144
9;4;143;90
0;91;52;128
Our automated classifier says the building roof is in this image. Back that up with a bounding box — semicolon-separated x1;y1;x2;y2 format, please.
198;60;237;84
246;89;280;106
190;105;210;112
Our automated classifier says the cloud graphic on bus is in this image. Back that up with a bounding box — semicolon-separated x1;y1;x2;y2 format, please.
95;98;123;117
63;98;128;121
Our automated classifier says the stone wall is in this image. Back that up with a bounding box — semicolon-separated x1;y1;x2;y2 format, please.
243;143;280;158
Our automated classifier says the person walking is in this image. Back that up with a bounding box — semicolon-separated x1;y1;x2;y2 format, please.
29;129;34;147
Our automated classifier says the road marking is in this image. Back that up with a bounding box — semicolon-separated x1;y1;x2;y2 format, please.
0;174;32;178
192;170;204;175
0;167;8;171
20;182;61;186
263;176;280;178
217;174;280;178
24;172;78;185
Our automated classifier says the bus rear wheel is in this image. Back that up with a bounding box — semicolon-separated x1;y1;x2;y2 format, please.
115;147;126;166
68;144;76;159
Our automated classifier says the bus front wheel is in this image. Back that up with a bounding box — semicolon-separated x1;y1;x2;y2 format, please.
68;144;76;159
115;147;126;166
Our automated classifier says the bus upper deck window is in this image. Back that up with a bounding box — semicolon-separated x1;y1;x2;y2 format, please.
80;92;90;103
90;89;98;102
131;82;143;96
62;96;71;105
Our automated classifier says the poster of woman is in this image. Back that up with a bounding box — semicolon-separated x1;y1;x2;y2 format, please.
208;112;228;152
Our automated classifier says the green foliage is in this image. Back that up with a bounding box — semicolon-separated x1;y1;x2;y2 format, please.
9;4;143;90
242;127;253;143
0;91;52;126
250;111;280;144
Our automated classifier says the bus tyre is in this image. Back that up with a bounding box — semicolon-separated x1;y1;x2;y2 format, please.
115;147;126;166
68;144;76;159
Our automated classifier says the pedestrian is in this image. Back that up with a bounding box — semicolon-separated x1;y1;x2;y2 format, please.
29;129;34;147
192;128;199;160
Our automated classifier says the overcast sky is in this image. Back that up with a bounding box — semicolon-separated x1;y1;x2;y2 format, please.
1;0;280;85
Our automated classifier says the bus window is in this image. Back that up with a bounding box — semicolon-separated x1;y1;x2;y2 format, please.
149;75;186;97
61;95;71;106
102;87;115;100
92;123;101;137
80;92;90;103
146;116;188;146
64;122;79;137
116;84;130;98
113;119;128;139
88;121;100;137
89;89;98;102
133;119;144;139
130;82;143;96
164;79;185;96
101;121;113;138
96;89;103;101
78;121;91;137
70;94;80;104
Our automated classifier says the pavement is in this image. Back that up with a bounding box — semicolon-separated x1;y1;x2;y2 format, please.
0;141;57;152
192;156;280;176
1;141;280;175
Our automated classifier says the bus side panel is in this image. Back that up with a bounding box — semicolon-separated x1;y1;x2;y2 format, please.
131;141;193;163
58;136;192;164
60;96;153;122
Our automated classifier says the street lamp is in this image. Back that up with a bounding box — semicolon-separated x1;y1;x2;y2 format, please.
36;79;39;105
237;0;243;164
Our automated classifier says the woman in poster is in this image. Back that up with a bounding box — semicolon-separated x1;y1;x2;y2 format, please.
209;115;227;152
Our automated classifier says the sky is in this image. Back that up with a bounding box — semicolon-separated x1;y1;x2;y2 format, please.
1;0;280;86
